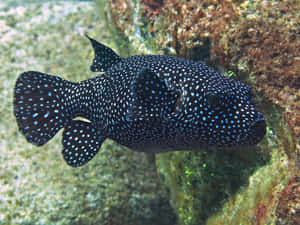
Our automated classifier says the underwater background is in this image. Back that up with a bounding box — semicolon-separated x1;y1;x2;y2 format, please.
0;0;299;225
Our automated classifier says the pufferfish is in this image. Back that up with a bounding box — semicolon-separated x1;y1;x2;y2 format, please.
13;35;266;167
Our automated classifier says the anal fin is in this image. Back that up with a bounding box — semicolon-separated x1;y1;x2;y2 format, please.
62;120;105;167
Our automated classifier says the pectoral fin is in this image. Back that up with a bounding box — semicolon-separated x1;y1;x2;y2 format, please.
127;68;179;121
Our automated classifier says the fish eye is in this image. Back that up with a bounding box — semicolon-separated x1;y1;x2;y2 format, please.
207;94;222;109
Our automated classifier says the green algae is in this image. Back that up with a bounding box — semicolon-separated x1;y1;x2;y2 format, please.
156;145;273;225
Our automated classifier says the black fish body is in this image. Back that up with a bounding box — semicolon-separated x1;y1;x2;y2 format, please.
14;35;266;167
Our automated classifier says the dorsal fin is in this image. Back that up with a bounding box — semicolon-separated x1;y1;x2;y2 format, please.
85;34;122;72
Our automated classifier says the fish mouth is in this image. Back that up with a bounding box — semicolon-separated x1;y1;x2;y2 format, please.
250;118;266;140
239;114;266;146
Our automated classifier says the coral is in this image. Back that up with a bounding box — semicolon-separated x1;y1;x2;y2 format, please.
142;0;164;13
104;0;240;57
157;0;239;60
253;201;269;225
213;0;300;141
275;175;300;225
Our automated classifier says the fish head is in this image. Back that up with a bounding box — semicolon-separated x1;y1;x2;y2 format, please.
185;75;266;148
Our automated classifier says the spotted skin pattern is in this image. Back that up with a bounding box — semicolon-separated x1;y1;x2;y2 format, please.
85;34;121;72
14;35;266;167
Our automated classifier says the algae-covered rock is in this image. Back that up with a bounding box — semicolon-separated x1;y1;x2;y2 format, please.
97;0;299;224
0;1;175;224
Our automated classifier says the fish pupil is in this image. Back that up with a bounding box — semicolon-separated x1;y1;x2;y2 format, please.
207;94;222;110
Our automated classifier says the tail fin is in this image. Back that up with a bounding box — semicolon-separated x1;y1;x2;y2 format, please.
14;71;76;146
